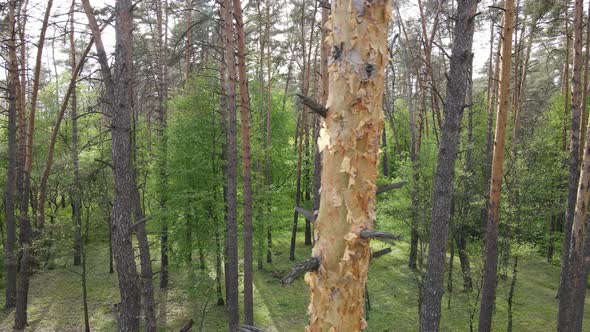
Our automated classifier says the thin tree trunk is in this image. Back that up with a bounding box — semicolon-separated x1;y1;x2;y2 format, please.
580;1;590;159
37;11;110;230
483;16;501;237
507;256;518;332
419;1;477;329
479;0;515;330
153;0;170;292
70;0;83;267
306;1;390;329
185;0;192;82
314;0;327;222
4;0;19;309
290;110;304;261
265;0;273;265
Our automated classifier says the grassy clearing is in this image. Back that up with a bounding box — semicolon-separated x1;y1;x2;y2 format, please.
0;224;587;331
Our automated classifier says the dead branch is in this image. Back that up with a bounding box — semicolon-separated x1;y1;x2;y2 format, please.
240;325;266;332
360;230;402;244
297;93;327;118
281;257;321;285
376;181;407;194
179;319;195;332
372;247;392;259
295;206;316;222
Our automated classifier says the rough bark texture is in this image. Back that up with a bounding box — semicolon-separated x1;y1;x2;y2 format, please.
82;0;141;330
419;1;477;330
221;0;240;329
112;1;142;329
558;0;585;330
233;0;254;324
4;0;19;309
479;0;515;330
154;0;170;292
305;1;390;330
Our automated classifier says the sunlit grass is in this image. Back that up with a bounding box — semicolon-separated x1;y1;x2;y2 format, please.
0;222;587;331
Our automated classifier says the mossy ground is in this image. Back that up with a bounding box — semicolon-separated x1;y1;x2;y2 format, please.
0;226;587;331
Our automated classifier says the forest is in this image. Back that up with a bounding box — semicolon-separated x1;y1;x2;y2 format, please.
2;0;590;331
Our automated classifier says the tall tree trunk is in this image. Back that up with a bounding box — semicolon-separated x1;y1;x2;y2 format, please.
233;0;254;324
154;0;170;291
290;111;304;261
306;1;390;330
478;0;515;330
264;0;273;265
4;0;19;309
221;0;240;329
81;0;141;329
70;0;83;267
559;0;586;330
419;1;477;329
483;16;501;237
456;53;474;293
311;0;329;246
14;1;53;327
580;0;590;158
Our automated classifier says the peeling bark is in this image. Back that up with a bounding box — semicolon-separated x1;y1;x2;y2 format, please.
305;1;391;330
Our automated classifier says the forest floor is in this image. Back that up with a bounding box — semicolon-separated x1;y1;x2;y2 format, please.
0;224;588;331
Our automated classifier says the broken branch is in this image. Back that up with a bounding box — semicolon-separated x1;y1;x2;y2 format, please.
240;325;266;332
281;257;321;285
360;230;402;244
372;247;392;259
376;181;407;194
297;93;327;118
295;206;316;222
179;319;194;332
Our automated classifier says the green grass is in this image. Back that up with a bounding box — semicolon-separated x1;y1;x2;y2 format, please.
0;227;588;331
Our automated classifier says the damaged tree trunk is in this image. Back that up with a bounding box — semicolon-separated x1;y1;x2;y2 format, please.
305;1;391;330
